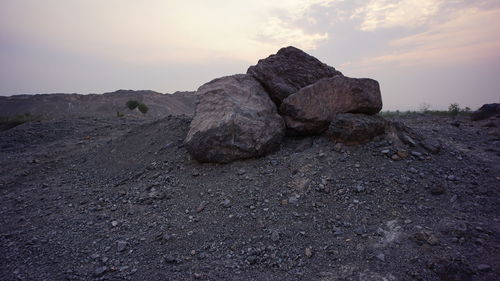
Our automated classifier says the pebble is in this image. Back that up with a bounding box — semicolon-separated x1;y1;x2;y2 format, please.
381;149;390;154
391;154;401;161
477;264;492;272
94;266;107;277
408;167;418;174
116;240;127;252
375;253;385;261
354;185;365;193
397;150;409;159
111;221;118;227
305;247;313;258
430;185;446;195
196;201;208;213
411;151;422;157
221;199;231;208
447;175;458;181
271;231;280;242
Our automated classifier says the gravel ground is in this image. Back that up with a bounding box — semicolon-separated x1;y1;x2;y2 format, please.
0;114;499;281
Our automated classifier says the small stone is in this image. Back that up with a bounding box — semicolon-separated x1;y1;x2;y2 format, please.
381;149;390;154
94;266;107;277
334;143;343;152
397;150;409;159
391;154;401;161
477;264;492;272
411;151;422;157
196;201;208;213
450;194;458;203
430;185;446;195
111;221;118;227
447;175;458;181
221;199;231;208
408;167;418;174
404;219;412;224
427;234;439;245
354;185;365;193
90;253;100;259
116;240;127;252
118;266;129;272
271;231;280;242
305;247;313;258
354;163;361;168
237;168;246;175
375;253;385;261
288;195;299;205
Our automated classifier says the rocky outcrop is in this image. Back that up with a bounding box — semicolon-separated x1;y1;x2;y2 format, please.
326;113;387;145
471;103;500;121
385;121;442;154
280;76;383;135
184;74;285;163
247;46;342;105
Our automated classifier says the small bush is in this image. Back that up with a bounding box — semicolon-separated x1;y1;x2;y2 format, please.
138;103;149;114
126;100;140;110
116;111;124;117
448;103;460;116
0;113;43;131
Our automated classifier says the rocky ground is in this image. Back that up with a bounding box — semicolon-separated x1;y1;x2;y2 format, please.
0;113;499;281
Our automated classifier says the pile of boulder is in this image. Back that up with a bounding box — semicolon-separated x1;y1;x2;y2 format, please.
184;46;433;163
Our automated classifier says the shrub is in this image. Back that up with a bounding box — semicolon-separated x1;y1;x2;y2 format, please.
0;113;43;131
138;103;149;114
126;100;139;110
448;103;460;116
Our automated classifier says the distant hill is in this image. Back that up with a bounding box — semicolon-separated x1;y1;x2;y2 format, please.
0;90;196;118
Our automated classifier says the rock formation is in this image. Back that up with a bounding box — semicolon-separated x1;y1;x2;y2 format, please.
247;46;342;105
184;74;285;163
471;103;500;121
280;76;382;135
326;113;386;145
185;46;438;163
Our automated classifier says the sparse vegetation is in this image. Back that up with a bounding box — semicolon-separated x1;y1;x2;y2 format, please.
126;100;140;110
116;111;124;117
137;103;149;114
0;113;44;131
381;103;473;118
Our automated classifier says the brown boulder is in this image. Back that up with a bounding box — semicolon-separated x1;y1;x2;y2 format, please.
247;46;342;105
280;76;383;135
185;74;285;163
326;113;387;145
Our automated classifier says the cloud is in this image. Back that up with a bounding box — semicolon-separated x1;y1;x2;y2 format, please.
0;0;338;65
352;0;444;31
364;6;500;66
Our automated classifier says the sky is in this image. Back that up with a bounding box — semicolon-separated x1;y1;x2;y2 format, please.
1;0;499;110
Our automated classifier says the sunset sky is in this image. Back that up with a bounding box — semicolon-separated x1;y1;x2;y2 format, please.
1;0;499;110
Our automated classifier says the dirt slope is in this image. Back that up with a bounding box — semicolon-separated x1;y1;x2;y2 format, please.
0;114;499;280
0;90;195;118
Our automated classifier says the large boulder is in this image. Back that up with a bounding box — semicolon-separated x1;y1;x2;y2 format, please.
471;103;500;121
185;74;285;163
247;46;342;105
279;76;383;135
326;113;387;145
